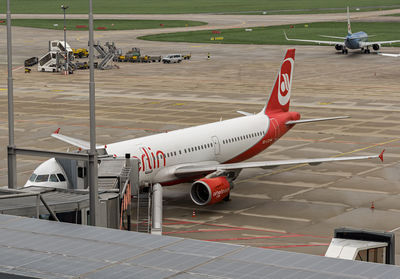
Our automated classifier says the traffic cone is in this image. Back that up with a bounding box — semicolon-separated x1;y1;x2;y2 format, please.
371;202;375;209
192;210;196;217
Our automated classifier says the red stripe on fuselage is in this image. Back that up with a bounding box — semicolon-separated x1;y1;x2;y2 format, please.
225;112;300;164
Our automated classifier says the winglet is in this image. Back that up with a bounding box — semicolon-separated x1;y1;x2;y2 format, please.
53;128;60;134
379;149;385;162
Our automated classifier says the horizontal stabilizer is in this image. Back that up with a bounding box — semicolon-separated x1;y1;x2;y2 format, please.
286;116;349;125
237;111;254;116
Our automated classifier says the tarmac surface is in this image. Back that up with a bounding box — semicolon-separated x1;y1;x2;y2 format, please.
1;10;400;260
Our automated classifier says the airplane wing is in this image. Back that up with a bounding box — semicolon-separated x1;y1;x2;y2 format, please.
174;151;384;178
284;31;344;46
378;53;400;57
361;40;400;47
51;128;105;150
319;35;347;40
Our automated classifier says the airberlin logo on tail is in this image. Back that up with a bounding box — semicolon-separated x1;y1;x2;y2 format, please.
277;58;294;106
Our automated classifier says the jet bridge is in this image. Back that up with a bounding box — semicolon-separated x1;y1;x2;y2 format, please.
325;227;395;265
2;156;140;230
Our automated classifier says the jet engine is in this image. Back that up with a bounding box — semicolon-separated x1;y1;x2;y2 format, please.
335;44;343;51
372;44;380;51
190;177;232;206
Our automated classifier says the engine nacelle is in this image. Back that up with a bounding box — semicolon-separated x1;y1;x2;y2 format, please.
372;44;380;51
335;44;343;51
190;177;231;206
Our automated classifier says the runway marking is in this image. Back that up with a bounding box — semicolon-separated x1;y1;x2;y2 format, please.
164;218;287;234
389;226;400;232
163;228;244;235
261;243;329;249
236;137;400;184
12;65;24;72
239;213;310;222
206;234;303;242
328;187;388;194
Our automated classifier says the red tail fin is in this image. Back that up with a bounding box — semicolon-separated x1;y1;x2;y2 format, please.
263;49;295;115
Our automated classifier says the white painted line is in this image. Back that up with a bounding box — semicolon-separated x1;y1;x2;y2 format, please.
240;212;310;222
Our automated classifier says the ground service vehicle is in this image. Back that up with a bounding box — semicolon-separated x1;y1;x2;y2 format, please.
162;54;183;63
72;48;89;58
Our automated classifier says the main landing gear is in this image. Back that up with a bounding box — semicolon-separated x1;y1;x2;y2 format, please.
341;48;348;54
361;47;371;54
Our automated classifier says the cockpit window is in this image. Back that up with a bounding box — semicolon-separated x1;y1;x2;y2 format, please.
29;173;37;182
49;174;59;182
35;174;49;182
57;173;66;182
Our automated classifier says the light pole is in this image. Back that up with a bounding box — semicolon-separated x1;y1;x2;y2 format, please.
61;5;69;75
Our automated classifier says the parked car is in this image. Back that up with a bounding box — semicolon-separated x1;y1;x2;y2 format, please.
162;54;183;63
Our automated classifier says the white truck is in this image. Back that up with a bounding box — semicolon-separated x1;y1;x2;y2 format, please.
162;54;183;63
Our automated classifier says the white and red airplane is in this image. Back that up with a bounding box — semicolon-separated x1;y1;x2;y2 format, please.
25;49;384;206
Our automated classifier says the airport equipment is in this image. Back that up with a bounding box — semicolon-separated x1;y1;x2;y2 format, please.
93;41;107;58
38;50;75;73
72;47;89;58
325;227;395;264
24;56;38;67
49;40;73;60
37;51;62;72
116;47;161;63
1;214;400;279
75;61;89;69
93;41;120;70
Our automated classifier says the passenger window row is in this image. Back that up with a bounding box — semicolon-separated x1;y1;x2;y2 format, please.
222;131;265;145
164;142;214;158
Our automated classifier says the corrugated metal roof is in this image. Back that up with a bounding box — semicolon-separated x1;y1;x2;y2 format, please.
0;214;399;279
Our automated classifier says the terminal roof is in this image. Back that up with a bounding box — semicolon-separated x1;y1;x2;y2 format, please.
0;214;399;279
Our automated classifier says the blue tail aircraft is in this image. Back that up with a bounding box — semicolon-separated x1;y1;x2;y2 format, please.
284;7;400;54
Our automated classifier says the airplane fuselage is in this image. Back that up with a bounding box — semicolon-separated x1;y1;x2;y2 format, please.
106;112;299;186
345;31;368;49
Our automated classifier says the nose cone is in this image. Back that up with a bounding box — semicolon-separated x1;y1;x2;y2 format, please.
24;158;68;189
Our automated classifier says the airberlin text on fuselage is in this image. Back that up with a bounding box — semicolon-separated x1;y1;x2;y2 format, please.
133;147;166;172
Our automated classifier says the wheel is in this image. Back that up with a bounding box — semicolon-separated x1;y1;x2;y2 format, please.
223;193;231;202
345;49;348;54
178;60;181;63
